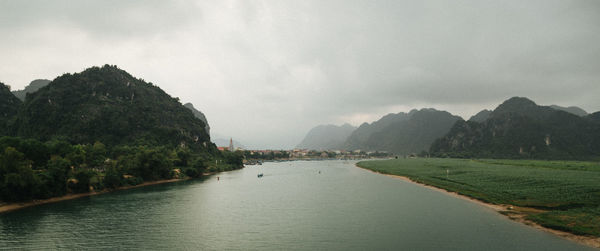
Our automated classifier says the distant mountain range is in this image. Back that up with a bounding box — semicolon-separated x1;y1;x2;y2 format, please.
344;108;462;154
296;123;356;150
298;97;599;159
431;97;600;159
12;79;51;101
298;108;462;154
549;105;588;117
344;112;411;151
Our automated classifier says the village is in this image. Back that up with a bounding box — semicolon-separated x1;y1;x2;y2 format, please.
216;139;391;164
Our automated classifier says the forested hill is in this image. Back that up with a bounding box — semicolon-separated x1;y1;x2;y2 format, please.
0;83;22;135
184;103;210;135
0;65;244;203
11;79;51;101
296;123;356;150
430;97;600;159
344;109;461;154
13;65;213;150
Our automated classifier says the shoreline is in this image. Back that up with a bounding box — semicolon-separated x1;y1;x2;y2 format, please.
356;165;600;249
0;178;191;214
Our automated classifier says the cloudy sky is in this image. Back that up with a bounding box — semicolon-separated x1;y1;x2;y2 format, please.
1;0;599;149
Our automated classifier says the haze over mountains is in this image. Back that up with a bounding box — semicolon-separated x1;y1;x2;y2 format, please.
299;109;461;155
296;124;356;150
297;97;599;159
549;105;588;117
12;79;51;101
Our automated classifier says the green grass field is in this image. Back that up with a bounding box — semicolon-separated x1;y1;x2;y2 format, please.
357;158;600;237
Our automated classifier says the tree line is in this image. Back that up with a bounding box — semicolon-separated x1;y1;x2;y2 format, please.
0;136;243;202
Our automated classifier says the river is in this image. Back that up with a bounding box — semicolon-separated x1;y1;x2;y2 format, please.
0;160;594;250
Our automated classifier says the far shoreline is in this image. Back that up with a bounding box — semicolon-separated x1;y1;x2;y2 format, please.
355;164;600;249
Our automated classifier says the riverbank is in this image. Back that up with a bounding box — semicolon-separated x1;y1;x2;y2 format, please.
0;178;191;214
356;159;600;249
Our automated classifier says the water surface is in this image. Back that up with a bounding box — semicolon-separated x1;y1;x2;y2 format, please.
0;160;594;250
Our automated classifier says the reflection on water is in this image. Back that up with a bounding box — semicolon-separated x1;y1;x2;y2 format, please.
0;160;594;250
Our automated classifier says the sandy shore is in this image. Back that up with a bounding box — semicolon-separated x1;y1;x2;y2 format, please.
0;178;190;214
357;165;600;249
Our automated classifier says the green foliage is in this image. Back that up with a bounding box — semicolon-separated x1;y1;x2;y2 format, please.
70;169;96;193
13;65;214;152
431;97;600;160
223;151;243;166
0;65;234;203
0;82;22;136
0;147;35;201
42;156;71;197
103;167;122;189
131;147;173;181
358;158;600;236
0;136;242;202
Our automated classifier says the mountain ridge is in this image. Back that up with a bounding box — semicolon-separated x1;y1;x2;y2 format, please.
12;65;214;151
12;79;51;101
430;97;600;159
296;123;356;150
344;108;461;154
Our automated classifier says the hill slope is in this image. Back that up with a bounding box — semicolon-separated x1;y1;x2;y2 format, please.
184;103;210;135
344;112;412;150
12;79;51;101
297;123;356;150
0;82;22;135
344;109;461;154
431;97;600;159
469;109;491;122
14;65;213;150
588;112;600;123
549;105;588;117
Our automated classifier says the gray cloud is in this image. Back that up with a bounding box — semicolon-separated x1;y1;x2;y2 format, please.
1;0;599;149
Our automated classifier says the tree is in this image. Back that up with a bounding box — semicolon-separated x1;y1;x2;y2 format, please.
0;147;36;201
103;167;122;189
44;156;71;197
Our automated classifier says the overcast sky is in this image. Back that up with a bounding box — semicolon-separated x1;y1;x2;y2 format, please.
1;0;599;149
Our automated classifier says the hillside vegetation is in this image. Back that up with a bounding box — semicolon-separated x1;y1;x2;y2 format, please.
431;97;600;160
0;83;22;136
0;65;242;203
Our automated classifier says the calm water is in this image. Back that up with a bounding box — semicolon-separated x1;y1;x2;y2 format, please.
0;160;595;250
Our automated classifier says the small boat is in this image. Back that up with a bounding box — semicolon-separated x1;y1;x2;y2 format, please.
257;173;264;178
